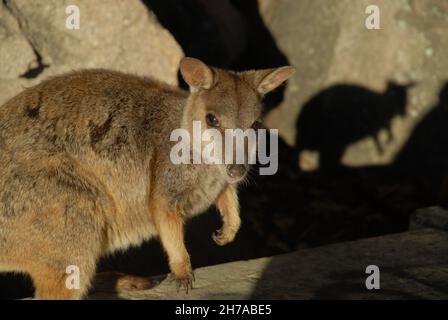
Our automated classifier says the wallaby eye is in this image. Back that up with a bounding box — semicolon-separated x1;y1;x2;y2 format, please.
206;113;219;127
251;119;263;130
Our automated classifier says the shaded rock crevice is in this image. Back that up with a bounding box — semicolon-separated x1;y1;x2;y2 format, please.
2;0;49;79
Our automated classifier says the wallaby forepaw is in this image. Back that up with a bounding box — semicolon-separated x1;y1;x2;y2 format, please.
168;260;195;294
212;228;235;246
169;271;195;294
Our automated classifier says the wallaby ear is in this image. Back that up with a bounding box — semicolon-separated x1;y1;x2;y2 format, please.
179;57;215;92
247;66;295;95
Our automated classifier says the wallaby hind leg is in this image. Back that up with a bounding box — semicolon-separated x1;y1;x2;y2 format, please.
30;264;96;300
31;205;102;299
2;193;105;299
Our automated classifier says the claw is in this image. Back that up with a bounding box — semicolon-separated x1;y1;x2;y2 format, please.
213;228;231;246
170;271;194;294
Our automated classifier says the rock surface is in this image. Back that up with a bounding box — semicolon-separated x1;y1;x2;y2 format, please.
90;228;448;299
410;206;448;231
0;0;183;105
260;0;448;169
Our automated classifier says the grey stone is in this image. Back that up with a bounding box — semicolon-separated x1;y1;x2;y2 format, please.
0;3;36;79
0;0;183;105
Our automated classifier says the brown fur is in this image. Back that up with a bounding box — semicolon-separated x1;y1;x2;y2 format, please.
0;57;294;299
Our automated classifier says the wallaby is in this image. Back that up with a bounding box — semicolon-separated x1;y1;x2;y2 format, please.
0;57;294;299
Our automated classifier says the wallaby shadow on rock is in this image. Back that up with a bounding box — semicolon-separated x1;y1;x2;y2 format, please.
295;82;412;172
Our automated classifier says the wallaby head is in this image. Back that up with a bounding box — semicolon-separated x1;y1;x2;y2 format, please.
385;81;416;116
179;57;295;183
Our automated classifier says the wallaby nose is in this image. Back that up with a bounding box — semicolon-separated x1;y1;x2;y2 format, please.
227;164;246;180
